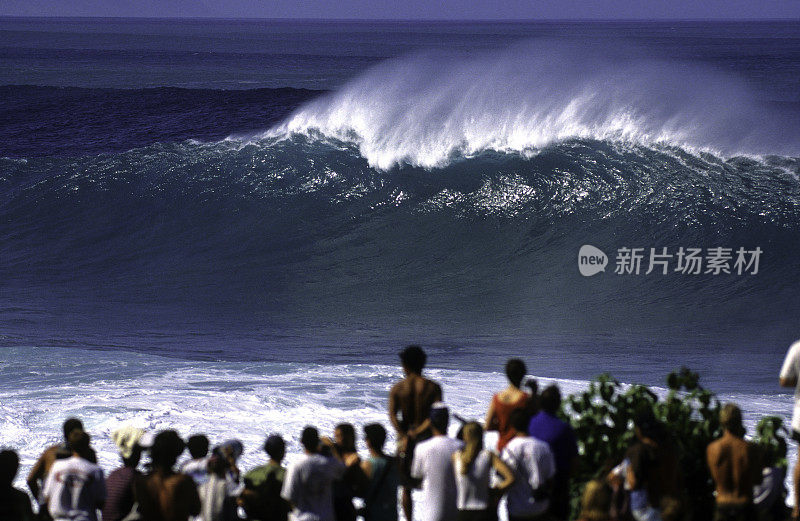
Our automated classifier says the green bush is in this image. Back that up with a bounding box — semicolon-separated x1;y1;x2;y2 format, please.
562;367;788;521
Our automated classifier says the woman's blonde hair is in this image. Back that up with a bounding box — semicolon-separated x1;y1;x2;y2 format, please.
579;479;611;521
459;422;484;475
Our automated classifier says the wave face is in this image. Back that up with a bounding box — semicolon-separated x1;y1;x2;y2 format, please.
265;41;800;169
2;136;799;364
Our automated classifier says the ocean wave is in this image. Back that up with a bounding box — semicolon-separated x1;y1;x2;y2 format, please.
257;40;800;169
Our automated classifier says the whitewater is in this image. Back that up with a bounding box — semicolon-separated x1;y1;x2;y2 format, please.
259;41;800;169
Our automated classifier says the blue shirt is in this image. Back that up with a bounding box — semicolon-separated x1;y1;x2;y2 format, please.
527;411;578;480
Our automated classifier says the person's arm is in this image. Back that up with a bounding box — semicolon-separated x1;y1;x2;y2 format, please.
780;343;799;387
490;453;515;492
26;450;48;499
388;385;404;437
485;397;498;431
706;443;721;487
40;465;55;506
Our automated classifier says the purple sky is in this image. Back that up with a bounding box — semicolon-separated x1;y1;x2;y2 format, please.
2;0;799;20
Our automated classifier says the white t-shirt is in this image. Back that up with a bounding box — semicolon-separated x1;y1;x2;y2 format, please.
454;449;493;510
410;435;463;521
42;456;106;521
501;436;556;518
780;339;800;432
179;457;210;485
281;453;345;521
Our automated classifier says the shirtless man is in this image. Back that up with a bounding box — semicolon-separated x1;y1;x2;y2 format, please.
135;430;201;521
27;418;92;512
706;403;761;521
388;345;442;521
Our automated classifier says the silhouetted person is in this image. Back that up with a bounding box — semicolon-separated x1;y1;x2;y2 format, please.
281;426;345;521
410;402;463;521
199;452;240;521
453;422;515;521
0;449;34;521
388;345;443;521
358;423;399;521
328;423;360;521
779;338;800;520
216;440;244;492
42;431;105;521
240;434;290;521
707;403;761;521
180;434;211;486
28;418;94;511
610;408;683;521
103;426;145;521
135;430;201;521
527;385;578;520
486;359;536;452
501;409;555;521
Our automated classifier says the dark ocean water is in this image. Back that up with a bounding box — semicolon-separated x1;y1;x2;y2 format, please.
1;19;800;395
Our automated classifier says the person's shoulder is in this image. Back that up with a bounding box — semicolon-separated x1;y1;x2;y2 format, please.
424;378;442;390
415;436;436;452
449;437;464;448
48;456;70;473
503;436;524;453
787;339;800;357
706;437;722;454
391;377;409;389
529;436;552;453
244;465;268;479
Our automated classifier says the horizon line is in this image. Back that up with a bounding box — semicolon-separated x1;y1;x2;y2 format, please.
1;15;799;23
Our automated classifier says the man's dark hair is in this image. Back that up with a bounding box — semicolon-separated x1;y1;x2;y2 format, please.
335;423;356;453
506;359;527;388
540;385;562;415
63;418;84;441
187;435;210;459
0;450;19;487
633;407;665;443
263;435;286;462
509;408;530;433
399;345;427;374
430;404;449;434
363;423;387;451
150;430;185;469
300;427;320;453
71;431;93;459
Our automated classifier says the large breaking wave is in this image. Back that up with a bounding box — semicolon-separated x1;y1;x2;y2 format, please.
1;40;799;357
262;40;800;169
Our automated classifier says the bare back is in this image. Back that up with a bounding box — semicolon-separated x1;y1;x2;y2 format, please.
389;374;442;435
136;471;200;521
707;433;760;505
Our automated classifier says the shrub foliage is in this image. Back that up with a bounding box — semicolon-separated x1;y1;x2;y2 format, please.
562;367;788;521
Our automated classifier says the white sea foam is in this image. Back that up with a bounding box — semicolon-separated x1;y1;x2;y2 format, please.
255;41;799;170
0;346;794;518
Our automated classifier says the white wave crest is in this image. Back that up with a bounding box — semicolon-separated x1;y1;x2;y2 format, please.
260;40;798;170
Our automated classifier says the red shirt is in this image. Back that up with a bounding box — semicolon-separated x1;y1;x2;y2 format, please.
491;393;529;452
